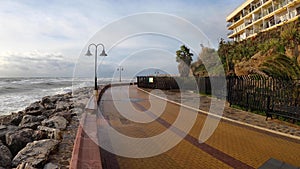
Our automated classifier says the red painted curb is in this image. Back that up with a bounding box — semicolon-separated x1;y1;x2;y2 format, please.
70;84;134;169
69;113;87;169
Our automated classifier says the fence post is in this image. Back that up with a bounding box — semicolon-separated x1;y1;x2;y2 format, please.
266;96;272;121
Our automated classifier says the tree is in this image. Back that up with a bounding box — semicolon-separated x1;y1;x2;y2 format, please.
259;54;300;79
280;21;300;63
176;45;193;77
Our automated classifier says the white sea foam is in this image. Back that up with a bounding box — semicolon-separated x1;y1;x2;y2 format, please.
0;77;113;115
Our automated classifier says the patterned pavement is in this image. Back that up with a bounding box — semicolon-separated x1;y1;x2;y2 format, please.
97;85;300;169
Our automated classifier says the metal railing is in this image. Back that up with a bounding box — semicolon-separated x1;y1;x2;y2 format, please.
137;75;300;123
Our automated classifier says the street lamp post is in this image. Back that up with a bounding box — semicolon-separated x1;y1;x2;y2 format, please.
117;66;124;82
85;43;107;98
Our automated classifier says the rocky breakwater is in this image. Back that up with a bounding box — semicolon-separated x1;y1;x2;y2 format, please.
0;87;93;169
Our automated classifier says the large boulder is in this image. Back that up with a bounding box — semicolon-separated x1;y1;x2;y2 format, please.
12;139;60;168
55;110;73;122
32;130;48;141
25;101;44;113
41;96;57;110
0;140;12;168
41;116;67;130
6;128;34;155
0;125;17;144
41;110;55;118
9;111;24;126
26;110;43;116
19;115;46;127
55;101;70;112
37;126;61;140
19;122;40;130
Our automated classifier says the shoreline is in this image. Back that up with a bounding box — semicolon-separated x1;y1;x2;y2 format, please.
0;87;93;169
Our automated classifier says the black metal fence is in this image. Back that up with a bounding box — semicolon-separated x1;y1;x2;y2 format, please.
137;75;300;122
227;75;300;122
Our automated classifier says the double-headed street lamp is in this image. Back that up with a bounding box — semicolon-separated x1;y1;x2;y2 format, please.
85;43;107;94
117;66;124;82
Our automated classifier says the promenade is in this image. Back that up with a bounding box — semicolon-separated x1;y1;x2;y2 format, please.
74;85;300;169
95;85;300;169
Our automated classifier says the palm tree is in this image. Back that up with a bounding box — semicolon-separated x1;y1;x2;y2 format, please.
280;21;300;64
259;54;300;79
176;45;193;77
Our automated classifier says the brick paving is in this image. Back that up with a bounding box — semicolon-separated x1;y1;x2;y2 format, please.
96;85;300;169
146;89;300;137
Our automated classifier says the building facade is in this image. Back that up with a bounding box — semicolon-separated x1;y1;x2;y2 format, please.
227;0;300;41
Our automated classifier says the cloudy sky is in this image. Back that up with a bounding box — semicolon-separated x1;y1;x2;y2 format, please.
0;0;244;78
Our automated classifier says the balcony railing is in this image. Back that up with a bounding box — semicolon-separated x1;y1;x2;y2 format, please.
227;31;234;36
262;0;269;4
227;22;233;27
245;20;253;26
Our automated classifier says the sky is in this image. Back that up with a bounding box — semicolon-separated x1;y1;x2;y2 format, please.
0;0;244;78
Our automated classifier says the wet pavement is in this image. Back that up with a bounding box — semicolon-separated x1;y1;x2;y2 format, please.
94;85;300;169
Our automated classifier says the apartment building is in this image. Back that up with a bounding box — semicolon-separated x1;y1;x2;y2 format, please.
227;0;300;41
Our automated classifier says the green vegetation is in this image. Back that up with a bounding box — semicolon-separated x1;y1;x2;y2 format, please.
217;17;300;79
191;47;224;77
175;18;300;79
176;45;193;77
259;54;300;79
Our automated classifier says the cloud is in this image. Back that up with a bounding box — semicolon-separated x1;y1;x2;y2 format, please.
0;50;74;77
0;0;244;77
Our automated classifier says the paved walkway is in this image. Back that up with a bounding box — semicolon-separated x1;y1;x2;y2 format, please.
144;89;300;137
96;85;300;169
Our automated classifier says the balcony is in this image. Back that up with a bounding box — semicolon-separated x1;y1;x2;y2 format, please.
254;28;261;33
263;6;274;16
227;22;233;27
254;14;263;21
227;31;234;36
246;30;254;36
262;0;269;4
245;20;253;26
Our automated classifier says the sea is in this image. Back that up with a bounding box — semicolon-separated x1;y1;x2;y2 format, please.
0;77;112;115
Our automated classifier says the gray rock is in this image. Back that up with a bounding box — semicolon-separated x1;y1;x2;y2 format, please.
41;97;56;110
43;162;59;169
26;110;42;116
19;122;40;130
0;125;17;144
55;101;70;112
19;115;46;127
15;162;37;169
0;140;12;168
41;116;67;130
55;110;73;122
25;101;44;112
41;110;55;118
6;128;34;155
37;126;61;140
32;130;48;141
9;111;24;126
42;96;57;104
12;139;60;167
19;115;38;126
